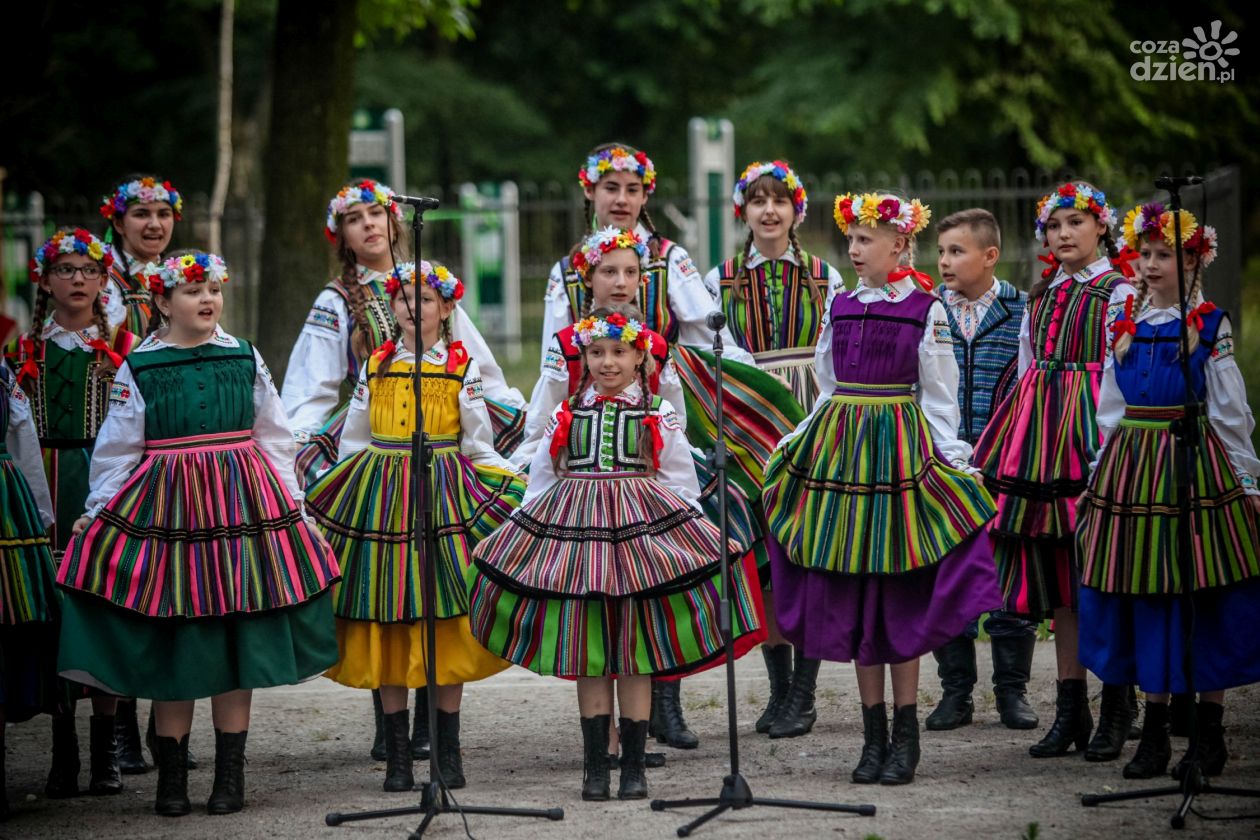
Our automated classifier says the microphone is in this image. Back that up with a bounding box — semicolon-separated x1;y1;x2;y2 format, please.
1154;175;1203;190
706;311;726;332
394;194;441;211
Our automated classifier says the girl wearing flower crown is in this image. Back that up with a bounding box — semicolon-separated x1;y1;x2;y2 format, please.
57;251;340;818
1077;206;1259;781
0;365;57;819
305;261;519;794
544;143;794;749
470;304;763;802
4;227;141;800
98;174;182;336
972;182;1138;761
764;192;1001;785
704;160;846;741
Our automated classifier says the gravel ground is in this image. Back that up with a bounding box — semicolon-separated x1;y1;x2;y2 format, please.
3;643;1257;839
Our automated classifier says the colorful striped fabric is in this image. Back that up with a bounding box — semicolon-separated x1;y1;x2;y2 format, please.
0;446;57;625
306;436;523;622
1078;409;1260;594
717;253;828;356
562;240;679;342
106;260;154;337
763;384;996;575
296;403;347;487
58;430;340;617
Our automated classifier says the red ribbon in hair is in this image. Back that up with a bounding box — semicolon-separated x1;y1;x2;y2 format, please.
641;415;663;471
86;338;124;369
17;336;40;383
1037;253;1061;280
1112;245;1139;279
888;265;934;292
371;339;396;362
549;402;573;459
1186;301;1217;332
1109;294;1136;348
445;340;469;373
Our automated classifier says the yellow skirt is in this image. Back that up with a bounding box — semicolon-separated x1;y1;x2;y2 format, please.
326;616;510;688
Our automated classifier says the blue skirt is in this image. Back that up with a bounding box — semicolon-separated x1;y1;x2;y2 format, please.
1079;578;1260;693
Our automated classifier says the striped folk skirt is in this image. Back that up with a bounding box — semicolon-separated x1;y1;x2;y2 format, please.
56;430;340;700
468;473;764;677
972;362;1103;617
763;384;1001;664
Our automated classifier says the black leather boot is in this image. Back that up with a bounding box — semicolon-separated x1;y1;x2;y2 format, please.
880;705;921;785
1124;702;1171;779
851;703;888;784
991;635;1039;729
88;714;123;795
412;689;431;760
45;713;80;799
153;734;191;817
207;729;247;814
580;715;611;801
617;718;649;800
1085;683;1133;762
769;651;819;739
147;708;197;770
114;699;150;774
926;636;976;731
1029;679;1093;757
649;680;698;749
382;709;414;792
370;690;386;761
756;644;794;734
1172;701;1228;779
435;710;465;789
1127;685;1142;740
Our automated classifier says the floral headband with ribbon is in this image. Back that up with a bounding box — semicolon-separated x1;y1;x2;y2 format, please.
1119;202;1217;268
1033;182;1116;243
570;226;648;279
733;160;807;223
383;260;465;301
573;311;653;352
833;193;931;236
325;179;405;242
578;146;657;195
139;252;230;295
30;228;113;281
99;177;183;221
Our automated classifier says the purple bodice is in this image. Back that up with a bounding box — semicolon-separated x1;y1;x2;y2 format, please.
829;289;936;386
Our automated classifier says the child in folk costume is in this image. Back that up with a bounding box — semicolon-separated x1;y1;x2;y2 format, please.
5;228;140;798
764;193;1002;785
544;143;793;749
926;209;1040;733
305;261;519;793
972;183;1138;761
57;251;340;817
470;306;764;801
1078;205;1259;781
98;175;182;337
281;179;525;759
0;366;58;819
703;160;846;741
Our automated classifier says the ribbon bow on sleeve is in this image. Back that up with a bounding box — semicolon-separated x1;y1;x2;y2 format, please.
86;338;125;369
1037;253;1061;280
888;265;935;293
548;401;574;459
17;336;41;383
1112;246;1139;279
1109;294;1137;348
641;414;663;471
445;340;469;373
1186;301;1218;332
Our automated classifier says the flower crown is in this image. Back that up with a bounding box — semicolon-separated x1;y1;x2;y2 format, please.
383;260;465;301
99;177;183;221
573;312;653;352
30;229;114;280
570;226;649;278
733;160;807;223
325;179;405;242
1033;182;1116;242
1119;203;1217;268
578;146;657;195
833;193;931;236
140;252;230;295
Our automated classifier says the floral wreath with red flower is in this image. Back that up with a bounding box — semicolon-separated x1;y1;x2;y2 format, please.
1033;182;1116;243
99;177;183;222
733;160;808;224
383;260;465;301
140;252;230;295
578;146;657;195
570;226;649;279
30;228;114;281
324;179;405;242
572;311;653;352
832;192;931;236
1118;202;1217;268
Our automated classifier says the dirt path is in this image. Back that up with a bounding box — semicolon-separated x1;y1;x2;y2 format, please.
4;643;1257;839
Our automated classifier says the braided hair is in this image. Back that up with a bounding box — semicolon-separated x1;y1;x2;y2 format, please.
334;208;409;363
20;287;52;388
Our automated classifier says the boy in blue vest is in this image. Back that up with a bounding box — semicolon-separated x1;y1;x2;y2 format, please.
929;209;1039;731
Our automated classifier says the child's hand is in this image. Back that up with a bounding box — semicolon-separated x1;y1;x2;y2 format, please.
309;524;332;554
71;516;92;536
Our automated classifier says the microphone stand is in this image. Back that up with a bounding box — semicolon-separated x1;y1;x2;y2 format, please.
326;199;564;837
650;312;876;836
1080;174;1260;827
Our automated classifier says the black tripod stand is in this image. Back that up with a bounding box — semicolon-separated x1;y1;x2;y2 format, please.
326;196;564;837
1080;174;1260;827
650;311;876;836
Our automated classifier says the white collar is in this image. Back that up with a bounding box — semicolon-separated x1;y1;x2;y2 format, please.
1049;256;1113;289
357;265;392;286
944;277;1000;306
41;318;100;342
847;276;916;303
578;379;645;407
135;326;238;352
745;243;798;269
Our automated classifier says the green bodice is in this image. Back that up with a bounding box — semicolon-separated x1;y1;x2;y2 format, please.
128;343;257;439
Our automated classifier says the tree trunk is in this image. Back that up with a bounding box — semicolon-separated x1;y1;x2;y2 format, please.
209;0;235;255
257;0;359;381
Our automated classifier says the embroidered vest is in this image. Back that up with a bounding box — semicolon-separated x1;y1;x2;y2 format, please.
128;343;257;439
828;289;936;387
717;252;828;354
1115;308;1225;407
